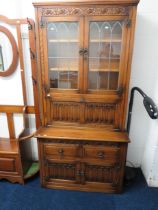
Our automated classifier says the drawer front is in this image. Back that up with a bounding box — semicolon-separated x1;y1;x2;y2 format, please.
83;145;120;165
0;157;16;172
44;143;80;160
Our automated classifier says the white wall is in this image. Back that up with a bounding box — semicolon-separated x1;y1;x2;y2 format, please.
127;0;158;185
0;1;24;137
0;0;158;185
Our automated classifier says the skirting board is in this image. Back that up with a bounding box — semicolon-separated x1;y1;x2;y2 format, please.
147;178;158;187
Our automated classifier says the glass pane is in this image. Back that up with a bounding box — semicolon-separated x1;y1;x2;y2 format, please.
0;32;13;71
47;22;79;89
88;21;123;90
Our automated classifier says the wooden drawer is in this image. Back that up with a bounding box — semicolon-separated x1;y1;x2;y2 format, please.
83;145;120;165
44;143;80;160
0;157;16;172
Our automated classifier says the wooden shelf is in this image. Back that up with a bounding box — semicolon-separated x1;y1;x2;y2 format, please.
48;39;122;43
35;126;129;143
0;138;18;154
49;68;119;72
48;57;78;59
89;57;120;60
49;39;78;43
50;68;78;71
90;39;122;43
90;69;119;72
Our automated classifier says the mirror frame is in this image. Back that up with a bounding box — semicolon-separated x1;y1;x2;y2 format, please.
0;25;19;77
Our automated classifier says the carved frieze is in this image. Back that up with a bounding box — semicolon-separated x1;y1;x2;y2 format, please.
42;6;129;17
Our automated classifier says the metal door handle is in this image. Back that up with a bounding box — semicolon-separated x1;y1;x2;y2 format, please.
79;48;84;55
84;48;88;55
58;148;64;154
97;151;105;159
83;48;88;59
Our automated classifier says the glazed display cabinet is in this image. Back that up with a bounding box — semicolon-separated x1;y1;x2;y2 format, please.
34;0;140;193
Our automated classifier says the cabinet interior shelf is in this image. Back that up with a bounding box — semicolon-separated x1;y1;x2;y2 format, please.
48;39;122;43
49;39;78;43
90;39;122;43
49;68;119;72
48;57;120;60
90;69;119;72
50;68;78;71
48;57;78;59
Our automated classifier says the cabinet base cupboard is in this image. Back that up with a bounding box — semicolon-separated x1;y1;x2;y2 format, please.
34;0;140;193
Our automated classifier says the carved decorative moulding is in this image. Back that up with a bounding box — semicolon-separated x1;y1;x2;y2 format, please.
42;6;129;17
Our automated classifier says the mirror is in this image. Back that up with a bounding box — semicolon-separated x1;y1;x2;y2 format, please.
0;26;18;77
0;45;4;71
0;32;13;71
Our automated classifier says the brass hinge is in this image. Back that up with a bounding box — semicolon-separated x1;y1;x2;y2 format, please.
27;18;32;30
40;20;45;28
30;48;36;60
43;83;49;95
117;86;124;97
124;19;131;27
32;76;37;85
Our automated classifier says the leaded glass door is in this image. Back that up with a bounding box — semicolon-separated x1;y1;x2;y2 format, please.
42;17;84;92
84;17;127;94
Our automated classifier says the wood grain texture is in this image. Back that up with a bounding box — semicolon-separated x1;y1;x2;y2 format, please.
38;137;128;193
33;0;140;6
0;139;18;154
27;18;41;128
34;0;139;193
35;126;129;142
6;113;15;139
0;105;35;114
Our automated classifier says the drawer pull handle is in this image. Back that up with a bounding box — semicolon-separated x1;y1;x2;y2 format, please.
58;148;64;154
97;151;105;159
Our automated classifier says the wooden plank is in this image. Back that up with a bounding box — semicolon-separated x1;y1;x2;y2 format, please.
0;105;35;114
49;92;120;103
34;8;45;127
121;6;138;129
33;0;140;7
35;127;129;142
27;18;41;128
0;139;18;154
0;15;28;25
16;25;27;105
6;113;15;139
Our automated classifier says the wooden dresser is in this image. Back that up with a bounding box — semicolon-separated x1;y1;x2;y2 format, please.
33;0;139;193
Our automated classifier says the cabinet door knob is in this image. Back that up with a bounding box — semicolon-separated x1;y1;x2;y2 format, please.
79;48;84;55
97;151;105;159
84;48;88;55
58;148;64;154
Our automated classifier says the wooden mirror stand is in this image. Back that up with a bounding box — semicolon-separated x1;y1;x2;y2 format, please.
0;16;40;184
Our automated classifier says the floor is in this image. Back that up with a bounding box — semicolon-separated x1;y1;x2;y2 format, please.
0;169;158;210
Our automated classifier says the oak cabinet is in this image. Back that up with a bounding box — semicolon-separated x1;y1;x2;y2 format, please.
36;127;128;193
34;0;139;193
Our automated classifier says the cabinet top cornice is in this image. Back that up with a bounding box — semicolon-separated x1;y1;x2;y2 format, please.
33;0;140;7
